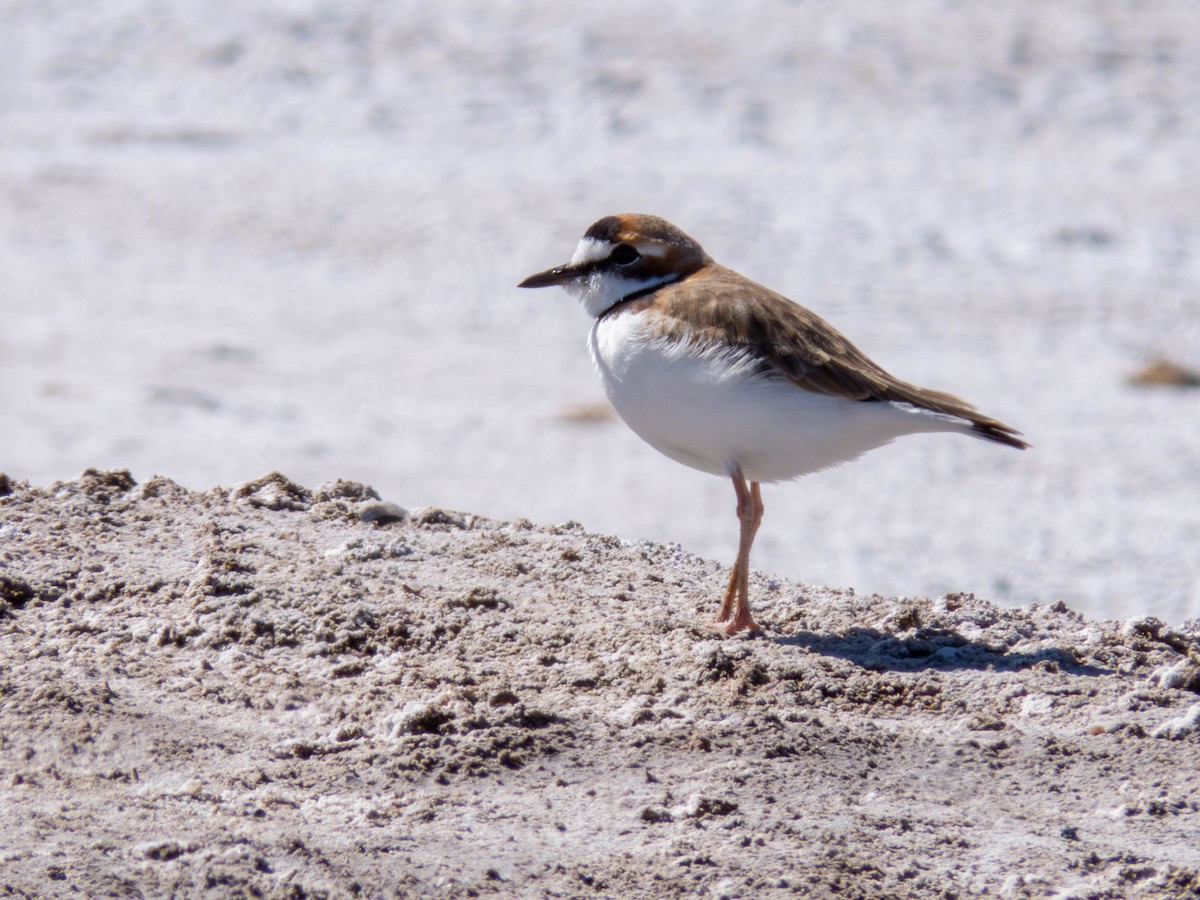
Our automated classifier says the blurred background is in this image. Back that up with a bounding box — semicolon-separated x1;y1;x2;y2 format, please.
3;1;1198;622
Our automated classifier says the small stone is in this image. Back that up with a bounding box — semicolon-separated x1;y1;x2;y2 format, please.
1149;660;1200;692
675;794;738;818
230;473;311;510
1152;702;1200;740
640;806;674;824
137;839;189;861
358;500;409;524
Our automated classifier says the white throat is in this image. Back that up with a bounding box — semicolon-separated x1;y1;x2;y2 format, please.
564;237;676;319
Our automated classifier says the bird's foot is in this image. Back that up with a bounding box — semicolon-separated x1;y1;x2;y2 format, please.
705;612;761;636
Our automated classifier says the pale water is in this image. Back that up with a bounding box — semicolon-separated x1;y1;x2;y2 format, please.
4;1;1199;622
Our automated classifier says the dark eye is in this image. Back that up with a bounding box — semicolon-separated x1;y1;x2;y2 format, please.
610;244;640;266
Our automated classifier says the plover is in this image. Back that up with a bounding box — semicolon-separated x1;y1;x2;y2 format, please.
520;214;1027;634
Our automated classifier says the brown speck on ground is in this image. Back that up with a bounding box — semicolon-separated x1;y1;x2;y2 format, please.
554;401;618;424
1128;358;1200;388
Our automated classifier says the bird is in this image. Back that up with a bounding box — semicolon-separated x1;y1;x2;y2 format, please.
519;214;1027;635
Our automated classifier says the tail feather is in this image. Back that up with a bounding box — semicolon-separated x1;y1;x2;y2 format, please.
880;382;1029;451
969;420;1029;450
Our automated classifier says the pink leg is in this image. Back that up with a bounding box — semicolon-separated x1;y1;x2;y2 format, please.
712;472;749;623
708;468;763;635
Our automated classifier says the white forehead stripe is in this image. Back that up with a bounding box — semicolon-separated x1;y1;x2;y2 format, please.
571;237;610;265
570;235;668;264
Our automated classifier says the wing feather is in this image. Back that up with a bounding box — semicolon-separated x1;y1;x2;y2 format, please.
630;265;1027;449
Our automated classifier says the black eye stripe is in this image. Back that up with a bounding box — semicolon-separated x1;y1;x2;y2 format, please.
568;244;646;279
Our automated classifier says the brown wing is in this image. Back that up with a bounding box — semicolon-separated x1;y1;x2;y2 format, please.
639;265;1028;449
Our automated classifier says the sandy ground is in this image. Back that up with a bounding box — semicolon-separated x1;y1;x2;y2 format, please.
3;469;1200;898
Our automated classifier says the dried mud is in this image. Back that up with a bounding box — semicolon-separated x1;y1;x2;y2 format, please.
2;469;1199;899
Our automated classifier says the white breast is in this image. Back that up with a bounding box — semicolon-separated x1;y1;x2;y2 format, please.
588;311;963;483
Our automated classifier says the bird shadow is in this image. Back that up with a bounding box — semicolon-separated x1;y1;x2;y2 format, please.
773;626;1108;677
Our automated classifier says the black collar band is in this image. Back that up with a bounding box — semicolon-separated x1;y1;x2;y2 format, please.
598;276;679;321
